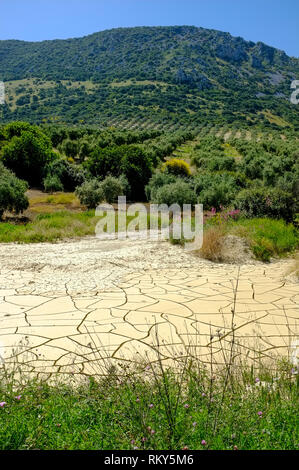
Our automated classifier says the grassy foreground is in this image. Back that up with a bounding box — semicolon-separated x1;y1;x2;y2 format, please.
0;360;298;450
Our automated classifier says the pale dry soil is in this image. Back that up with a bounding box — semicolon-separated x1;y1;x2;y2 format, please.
0;237;298;379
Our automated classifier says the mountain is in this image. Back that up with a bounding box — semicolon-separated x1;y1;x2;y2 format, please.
0;26;298;130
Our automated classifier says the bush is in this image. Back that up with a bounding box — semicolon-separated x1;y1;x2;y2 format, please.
45;159;86;192
194;173;238;210
43;175;64;193
162;159;191;177
152;180;197;207
0;163;29;218
198;226;225;261
85;145;152;200
75;179;104;209
235;187;296;221
119;146;152;200
145;172;178;201
1;122;56;186
100;175;128;203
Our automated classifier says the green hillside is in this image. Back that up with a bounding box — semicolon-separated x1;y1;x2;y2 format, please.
0;26;298;129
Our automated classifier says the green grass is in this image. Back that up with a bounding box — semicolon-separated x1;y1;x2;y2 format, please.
0;360;297;450
0;211;99;243
171;216;298;262
230;218;299;262
1;205;298;261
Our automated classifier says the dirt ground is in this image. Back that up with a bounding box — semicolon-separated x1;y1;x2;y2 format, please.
0;236;298;379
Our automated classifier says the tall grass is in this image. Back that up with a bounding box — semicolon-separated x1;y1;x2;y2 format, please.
198;226;225;261
231;218;299;261
0;211;99;243
0;356;297;450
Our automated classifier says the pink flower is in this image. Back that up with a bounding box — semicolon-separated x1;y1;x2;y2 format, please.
15;395;22;400
258;411;263;417
0;402;6;407
151;429;155;435
201;440;207;446
255;378;260;383
182;446;189;450
149;403;154;408
202;392;206;397
184;403;190;409
136;397;140;403
192;422;197;427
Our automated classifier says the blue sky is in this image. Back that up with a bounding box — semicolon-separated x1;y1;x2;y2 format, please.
0;0;298;57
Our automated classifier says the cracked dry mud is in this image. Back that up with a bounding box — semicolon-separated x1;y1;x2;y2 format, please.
0;237;298;380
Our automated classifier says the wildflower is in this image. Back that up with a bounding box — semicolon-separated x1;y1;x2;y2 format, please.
142;437;147;442
136;397;140;403
56;423;61;427
182;446;189;450
145;365;150;371
233;445;238;450
15;395;21;400
201;392;206;397
192;422;197;427
149;403;154;408
184;403;190;409
231;433;236;439
255;378;260;383
201;440;207;446
0;402;6;407
133;446;139;450
131;439;135;445
151;429;155;435
147;426;152;432
258;411;263;417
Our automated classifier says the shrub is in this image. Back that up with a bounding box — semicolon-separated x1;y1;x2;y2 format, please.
100;175;127;203
193;172;239;210
60;139;78;159
162;159;191;177
197;183;236;211
1;122;56;186
43;175;64;193
152;180;197;207
145;172;178;201
75;179;104;209
0;162;29;218
45;159;86;192
119;147;152;200
85;145;152;200
198;226;225;261
235;187;295;221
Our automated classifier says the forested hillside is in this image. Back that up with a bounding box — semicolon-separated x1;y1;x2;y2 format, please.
0;26;298;129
